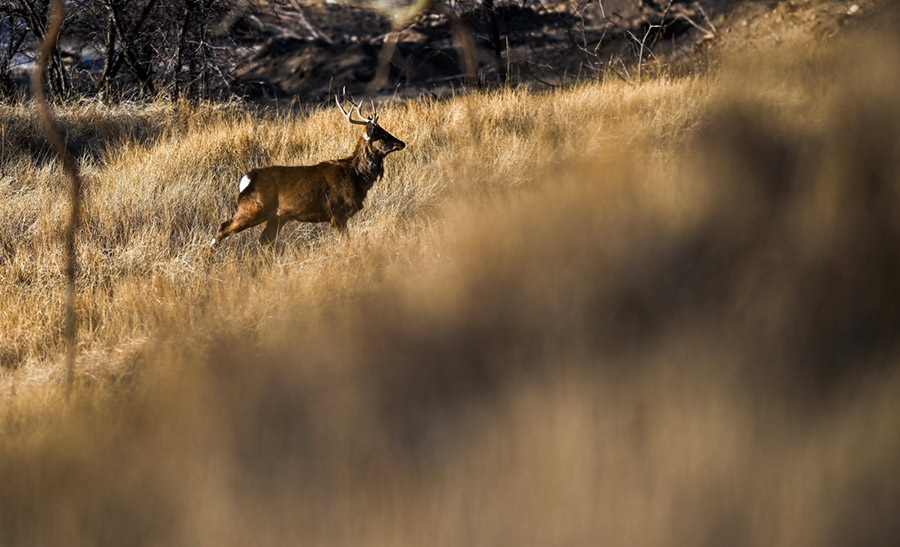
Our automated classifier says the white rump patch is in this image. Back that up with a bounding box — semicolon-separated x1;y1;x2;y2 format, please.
238;175;251;193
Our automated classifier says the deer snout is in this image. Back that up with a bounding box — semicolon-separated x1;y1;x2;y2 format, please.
394;139;406;151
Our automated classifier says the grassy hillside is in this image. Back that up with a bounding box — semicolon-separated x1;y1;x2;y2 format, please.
1;3;899;545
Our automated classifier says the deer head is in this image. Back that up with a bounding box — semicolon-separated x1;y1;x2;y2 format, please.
336;94;405;155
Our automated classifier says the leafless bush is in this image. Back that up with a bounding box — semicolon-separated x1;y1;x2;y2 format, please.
0;0;69;99
0;0;240;102
69;0;240;100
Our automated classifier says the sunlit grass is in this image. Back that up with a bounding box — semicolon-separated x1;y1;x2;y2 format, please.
1;8;899;545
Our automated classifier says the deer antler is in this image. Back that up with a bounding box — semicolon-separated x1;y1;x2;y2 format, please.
368;99;379;125
336;88;370;125
336;95;368;125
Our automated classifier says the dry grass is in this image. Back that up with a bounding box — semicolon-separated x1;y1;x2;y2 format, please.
2;6;900;546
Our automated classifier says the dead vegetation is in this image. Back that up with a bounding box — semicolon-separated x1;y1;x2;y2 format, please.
1;1;899;545
3;0;839;101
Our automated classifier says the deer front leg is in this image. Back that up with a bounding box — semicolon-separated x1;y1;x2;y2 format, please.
258;217;286;246
330;216;349;239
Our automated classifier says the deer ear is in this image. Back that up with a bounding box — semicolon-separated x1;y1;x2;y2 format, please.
363;128;371;141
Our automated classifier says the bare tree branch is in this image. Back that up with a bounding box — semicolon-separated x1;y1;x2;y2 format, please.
29;0;82;396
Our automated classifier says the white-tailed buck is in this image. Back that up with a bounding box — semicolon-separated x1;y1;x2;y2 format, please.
211;94;405;246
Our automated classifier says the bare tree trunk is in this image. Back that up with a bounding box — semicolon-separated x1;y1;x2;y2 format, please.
16;0;68;98
52;43;68;95
0;13;28;98
482;0;505;82
107;0;159;96
30;0;82;395
196;0;212;99
173;0;197;99
99;9;118;99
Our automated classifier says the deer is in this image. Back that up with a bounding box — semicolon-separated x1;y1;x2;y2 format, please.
210;94;405;247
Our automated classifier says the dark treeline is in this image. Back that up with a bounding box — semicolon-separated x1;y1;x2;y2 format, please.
0;0;237;101
0;0;517;103
0;0;718;103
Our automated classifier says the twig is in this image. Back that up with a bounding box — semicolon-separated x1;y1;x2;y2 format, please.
29;0;81;397
286;0;333;44
529;72;557;88
618;56;631;81
624;28;649;83
505;35;511;87
626;0;674;84
677;12;715;37
694;2;717;35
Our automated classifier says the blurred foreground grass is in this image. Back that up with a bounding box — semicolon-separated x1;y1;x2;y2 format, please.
1;7;900;545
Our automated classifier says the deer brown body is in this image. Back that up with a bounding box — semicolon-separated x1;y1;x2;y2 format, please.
211;96;405;246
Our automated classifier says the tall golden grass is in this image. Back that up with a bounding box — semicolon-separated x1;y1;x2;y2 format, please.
2;6;900;545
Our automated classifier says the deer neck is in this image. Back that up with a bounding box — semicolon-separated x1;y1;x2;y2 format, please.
352;140;384;186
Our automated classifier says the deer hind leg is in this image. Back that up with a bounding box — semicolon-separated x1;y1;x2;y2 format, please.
211;208;267;246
